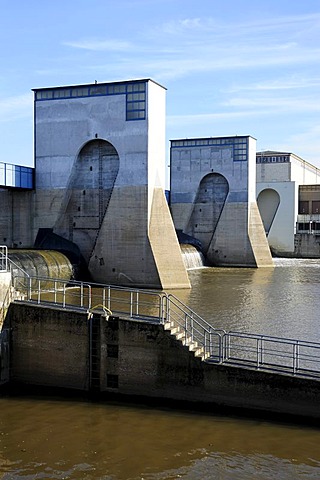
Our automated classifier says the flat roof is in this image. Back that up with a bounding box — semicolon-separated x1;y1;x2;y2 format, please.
170;135;256;142
32;78;166;92
257;151;320;172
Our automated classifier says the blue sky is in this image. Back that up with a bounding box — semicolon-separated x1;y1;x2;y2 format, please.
1;0;320;170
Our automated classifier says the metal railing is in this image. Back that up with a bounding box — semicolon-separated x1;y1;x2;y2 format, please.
12;275;224;360
221;331;320;378
167;294;225;360
11;274;320;380
0;246;8;272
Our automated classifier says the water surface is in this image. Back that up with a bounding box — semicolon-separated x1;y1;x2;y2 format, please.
1;258;320;479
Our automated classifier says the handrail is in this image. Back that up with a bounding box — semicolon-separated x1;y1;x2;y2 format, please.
0;246;8;272
10;274;320;380
7;257;30;279
221;331;320;378
166;293;225;359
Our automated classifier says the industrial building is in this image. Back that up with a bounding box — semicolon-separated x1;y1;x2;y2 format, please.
256;151;320;257
0;78;276;287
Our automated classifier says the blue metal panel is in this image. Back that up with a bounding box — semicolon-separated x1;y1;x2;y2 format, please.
0;162;34;190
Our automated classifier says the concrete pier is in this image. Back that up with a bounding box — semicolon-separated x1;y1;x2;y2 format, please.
170;136;273;267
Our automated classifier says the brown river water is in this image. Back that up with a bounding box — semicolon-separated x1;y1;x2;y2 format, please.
1;258;320;479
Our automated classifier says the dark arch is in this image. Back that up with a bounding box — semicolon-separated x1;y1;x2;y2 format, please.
185;173;229;253
55;139;120;261
257;188;280;235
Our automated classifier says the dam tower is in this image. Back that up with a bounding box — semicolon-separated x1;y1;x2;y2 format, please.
32;79;190;289
170;136;273;267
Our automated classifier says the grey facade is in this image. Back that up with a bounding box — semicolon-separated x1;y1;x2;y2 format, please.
4;79;190;289
170;136;272;267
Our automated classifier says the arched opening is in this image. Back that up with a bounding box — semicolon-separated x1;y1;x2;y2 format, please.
55;139;120;261
186;173;229;253
257;188;280;235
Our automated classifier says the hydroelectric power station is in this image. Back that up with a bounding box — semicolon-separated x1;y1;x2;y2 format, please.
2;80;320;425
0;78;272;287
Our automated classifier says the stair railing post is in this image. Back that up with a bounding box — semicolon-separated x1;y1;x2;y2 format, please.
27;275;32;301
293;341;299;375
37;279;41;304
80;282;84;308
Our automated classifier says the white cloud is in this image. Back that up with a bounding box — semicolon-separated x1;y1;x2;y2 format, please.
223;96;320;112
0;93;33;122
58;10;320;84
227;77;320;93
151;12;320;43
167;110;264;127
63;38;133;51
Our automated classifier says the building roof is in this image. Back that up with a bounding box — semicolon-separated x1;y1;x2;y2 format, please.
32;78;166;92
257;150;320;172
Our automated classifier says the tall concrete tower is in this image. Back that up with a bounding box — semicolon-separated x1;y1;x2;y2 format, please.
170;136;273;267
33;79;190;289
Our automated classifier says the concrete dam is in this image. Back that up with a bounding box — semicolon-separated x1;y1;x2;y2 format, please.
0;78;272;289
8;244;205;285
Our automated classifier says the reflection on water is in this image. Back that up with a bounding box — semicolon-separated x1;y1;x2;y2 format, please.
2;258;320;479
171;258;320;342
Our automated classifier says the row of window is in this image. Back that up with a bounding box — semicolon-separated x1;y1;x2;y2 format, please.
257;156;290;163
171;137;248;162
171;137;248;148
299;201;320;214
297;222;320;231
0;163;34;189
35;81;147;121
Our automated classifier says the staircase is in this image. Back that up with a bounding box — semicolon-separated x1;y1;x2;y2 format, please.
165;319;210;360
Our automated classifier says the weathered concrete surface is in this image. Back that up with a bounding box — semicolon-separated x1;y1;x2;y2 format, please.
294;233;320;258
4;302;320;422
0;190;34;249
148;187;190;288
170;136;272;267
0;80;189;289
31;80;189;289
6;303;89;390
248;203;274;267
100;316;320;421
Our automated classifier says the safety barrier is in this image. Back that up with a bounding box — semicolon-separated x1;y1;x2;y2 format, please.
221;331;320;378
11;275;320;380
0;246;8;272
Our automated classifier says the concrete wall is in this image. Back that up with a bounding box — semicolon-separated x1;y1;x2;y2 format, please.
256;155;320;256
170;136;272;267
5;302;320;422
257;181;296;254
31;80;189;289
7;303;89;390
294;233;320;257
291;157;320;185
0;190;34;249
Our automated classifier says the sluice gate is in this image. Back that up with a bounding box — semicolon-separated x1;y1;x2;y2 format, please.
8;250;74;288
180;244;206;270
